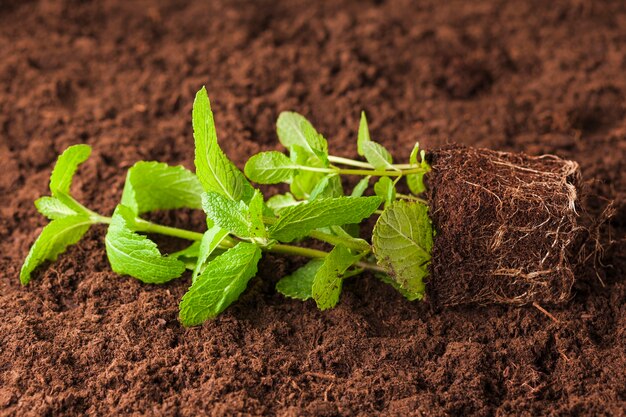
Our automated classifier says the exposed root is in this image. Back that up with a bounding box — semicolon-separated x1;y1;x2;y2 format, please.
426;146;583;307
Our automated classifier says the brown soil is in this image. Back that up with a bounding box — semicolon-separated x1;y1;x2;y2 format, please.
1;0;624;416
427;146;581;307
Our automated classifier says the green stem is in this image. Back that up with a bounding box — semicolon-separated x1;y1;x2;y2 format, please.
328;155;415;170
263;216;370;252
93;215;384;273
327;155;373;169
266;243;328;258
308;230;371;252
298;165;426;177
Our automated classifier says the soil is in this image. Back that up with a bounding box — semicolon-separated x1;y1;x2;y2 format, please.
0;0;624;416
427;146;581;307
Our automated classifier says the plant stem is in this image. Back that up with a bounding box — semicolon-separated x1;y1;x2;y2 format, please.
327;155;373;168
298;165;426;177
328;155;415;170
396;193;428;204
263;216;370;252
308;230;371;252
93;214;384;273
134;219;207;242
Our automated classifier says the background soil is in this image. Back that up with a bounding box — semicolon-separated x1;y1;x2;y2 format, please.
1;0;624;415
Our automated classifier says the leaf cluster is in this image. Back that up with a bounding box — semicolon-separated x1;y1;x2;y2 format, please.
21;87;433;326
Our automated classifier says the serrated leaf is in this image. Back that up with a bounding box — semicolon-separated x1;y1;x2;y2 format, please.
192;225;229;282
276;258;325;300
244;151;298;184
105;205;186;284
120;161;204;214
351;176;371;197
374;176;396;207
179;242;262;326
269;196;382;242
277;112;328;161
35;196;77;220
357;112;394;170
266;193;300;215
49;144;92;197
20;215;92;285
312;245;361;310
407;143;430;195
372;201;433;298
193;87;254;202
202;190;266;239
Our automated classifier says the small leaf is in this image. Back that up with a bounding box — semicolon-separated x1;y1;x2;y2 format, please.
288;145;327;199
172;241;202;270
269;196;382;242
308;175;343;200
266;193;300;215
35;196;77;220
202;190;266;239
351;176;371;197
357;112;394;170
374;176;396;207
372;201;433;298
193;87;254;202
20;215;92;285
192;224;229;282
120;161;204;214
276;258;325;300
179;242;262;326
244;151;298;184
312;245;361;310
49;144;92;196
407;143;430;195
105;205;186;284
277;112;328;161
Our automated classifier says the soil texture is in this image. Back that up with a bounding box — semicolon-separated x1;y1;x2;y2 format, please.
1;0;625;416
427;146;580;307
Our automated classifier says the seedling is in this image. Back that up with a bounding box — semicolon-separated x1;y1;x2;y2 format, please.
21;87;433;326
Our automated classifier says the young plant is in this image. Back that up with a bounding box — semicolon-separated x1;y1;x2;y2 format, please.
20;87;433;326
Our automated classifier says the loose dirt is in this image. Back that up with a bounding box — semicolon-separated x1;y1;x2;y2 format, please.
1;1;624;415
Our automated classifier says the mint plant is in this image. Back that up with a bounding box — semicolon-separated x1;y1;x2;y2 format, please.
21;87;433;326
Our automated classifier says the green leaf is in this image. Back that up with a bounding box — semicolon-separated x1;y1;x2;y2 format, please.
376;273;423;301
49;144;92;197
277;112;328;161
192;225;229;282
244;151;298;184
357;112;394;170
288;145;327;199
35;196;77;220
312;245;361;310
276;258;325;300
20;215;92;285
269;196;382;242
406;143;430;195
105;205;186;284
193;87;254;202
120;161;204;214
266;193;300;215
179;242;262;326
202;190;267;239
351;176;371;197
374;176;396;207
372;201;433;298
308;175;343;200
172;241;202;270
